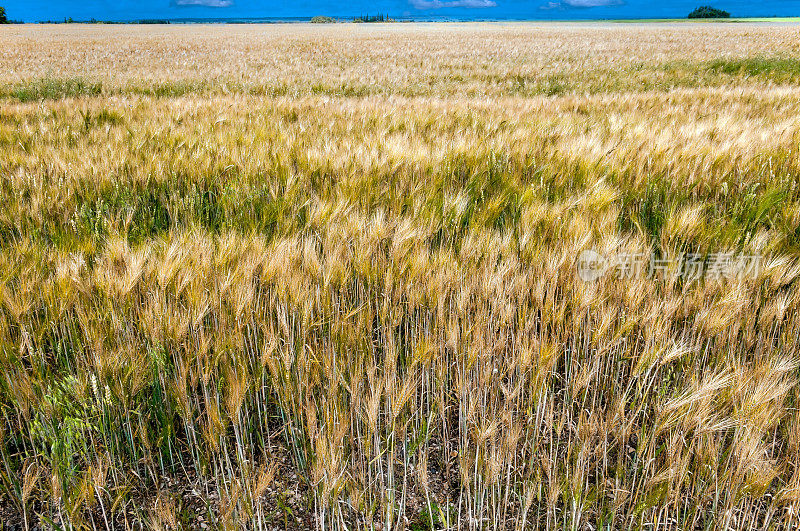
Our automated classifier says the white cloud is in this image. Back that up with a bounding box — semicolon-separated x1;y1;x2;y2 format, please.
173;0;234;7
541;0;622;8
411;0;497;9
563;0;620;6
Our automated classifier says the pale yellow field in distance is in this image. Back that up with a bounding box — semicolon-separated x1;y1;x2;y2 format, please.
1;22;800;530
2;22;800;94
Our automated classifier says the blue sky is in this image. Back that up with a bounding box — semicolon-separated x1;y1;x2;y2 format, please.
4;0;800;22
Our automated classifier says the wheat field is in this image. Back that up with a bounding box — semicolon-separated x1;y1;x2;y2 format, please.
1;21;800;530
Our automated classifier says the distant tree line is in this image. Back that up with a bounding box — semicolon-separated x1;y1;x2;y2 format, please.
34;18;171;24
311;14;394;23
353;14;391;22
688;6;731;18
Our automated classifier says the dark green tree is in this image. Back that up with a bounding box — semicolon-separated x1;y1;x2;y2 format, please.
0;7;9;24
688;6;731;18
